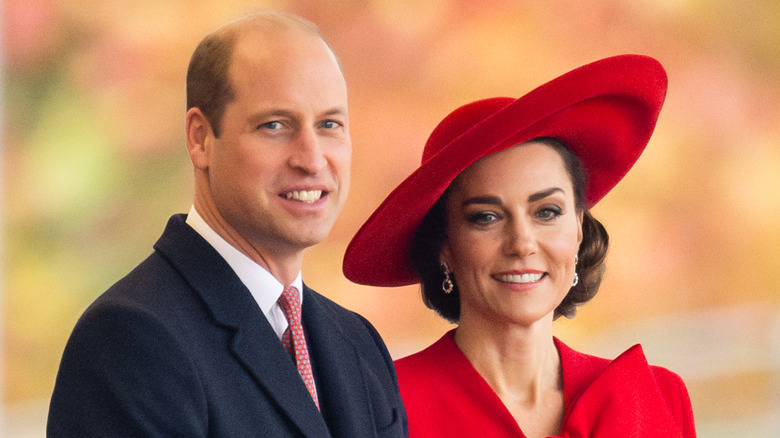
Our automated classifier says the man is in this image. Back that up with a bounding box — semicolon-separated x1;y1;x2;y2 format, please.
48;11;407;437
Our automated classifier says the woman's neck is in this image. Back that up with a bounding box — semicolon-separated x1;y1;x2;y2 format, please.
455;320;559;395
453;317;564;437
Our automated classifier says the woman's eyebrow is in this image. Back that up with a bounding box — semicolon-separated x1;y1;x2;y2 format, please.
461;195;502;207
460;188;565;207
528;187;564;203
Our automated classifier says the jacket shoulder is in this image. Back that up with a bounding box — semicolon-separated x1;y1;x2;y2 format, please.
302;286;388;352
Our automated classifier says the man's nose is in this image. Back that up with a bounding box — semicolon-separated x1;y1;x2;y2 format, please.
289;127;327;174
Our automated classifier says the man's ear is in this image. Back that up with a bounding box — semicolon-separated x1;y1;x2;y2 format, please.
185;107;213;170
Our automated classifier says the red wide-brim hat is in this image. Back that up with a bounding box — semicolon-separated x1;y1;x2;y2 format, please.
343;54;668;287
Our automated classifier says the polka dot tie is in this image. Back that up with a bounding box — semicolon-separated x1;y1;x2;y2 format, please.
278;286;319;409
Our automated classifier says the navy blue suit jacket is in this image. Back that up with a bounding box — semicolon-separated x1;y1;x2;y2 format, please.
48;214;407;437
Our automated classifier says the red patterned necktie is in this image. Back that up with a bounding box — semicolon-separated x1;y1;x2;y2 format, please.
278;285;319;409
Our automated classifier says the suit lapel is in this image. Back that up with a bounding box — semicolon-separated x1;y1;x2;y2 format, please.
154;215;331;437
302;286;375;437
228;315;329;436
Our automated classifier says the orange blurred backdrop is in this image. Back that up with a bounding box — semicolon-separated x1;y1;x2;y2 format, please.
3;1;780;436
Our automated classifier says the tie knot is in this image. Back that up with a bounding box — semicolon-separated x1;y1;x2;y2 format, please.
279;285;301;323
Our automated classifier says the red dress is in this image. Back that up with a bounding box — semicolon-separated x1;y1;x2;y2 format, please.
394;330;696;437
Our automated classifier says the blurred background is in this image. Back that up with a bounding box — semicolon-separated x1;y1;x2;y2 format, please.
3;0;780;436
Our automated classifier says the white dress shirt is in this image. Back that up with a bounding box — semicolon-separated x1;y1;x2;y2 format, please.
185;206;302;340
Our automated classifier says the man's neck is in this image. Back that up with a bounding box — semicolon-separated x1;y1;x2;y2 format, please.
189;203;304;286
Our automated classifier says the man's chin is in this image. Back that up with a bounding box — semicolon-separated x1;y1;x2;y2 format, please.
283;222;337;249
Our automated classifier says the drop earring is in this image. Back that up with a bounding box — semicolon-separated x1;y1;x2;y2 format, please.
440;261;454;294
572;255;579;287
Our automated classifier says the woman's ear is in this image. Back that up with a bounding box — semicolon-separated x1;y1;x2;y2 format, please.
439;240;452;268
185;107;213;170
577;210;584;245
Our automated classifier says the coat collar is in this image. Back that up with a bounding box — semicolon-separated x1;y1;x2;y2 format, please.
153;214;332;437
407;331;684;437
556;338;682;437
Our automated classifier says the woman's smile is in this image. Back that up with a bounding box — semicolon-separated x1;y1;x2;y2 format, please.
492;271;544;284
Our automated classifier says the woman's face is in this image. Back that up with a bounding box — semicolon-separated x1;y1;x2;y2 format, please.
441;141;582;329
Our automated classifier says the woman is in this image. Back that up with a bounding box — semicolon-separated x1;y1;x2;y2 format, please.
343;55;696;437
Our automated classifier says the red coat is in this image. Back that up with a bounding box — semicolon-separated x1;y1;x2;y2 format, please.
395;330;695;437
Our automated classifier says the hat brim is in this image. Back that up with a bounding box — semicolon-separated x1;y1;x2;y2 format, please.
343;54;668;287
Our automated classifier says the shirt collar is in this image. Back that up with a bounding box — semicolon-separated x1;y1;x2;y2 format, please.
185;206;303;316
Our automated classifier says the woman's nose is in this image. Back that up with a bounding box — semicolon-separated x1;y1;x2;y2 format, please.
503;217;538;257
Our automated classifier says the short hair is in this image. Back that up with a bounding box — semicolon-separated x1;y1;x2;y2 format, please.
409;137;609;323
185;11;330;138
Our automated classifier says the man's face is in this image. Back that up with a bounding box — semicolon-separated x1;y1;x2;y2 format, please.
204;28;351;258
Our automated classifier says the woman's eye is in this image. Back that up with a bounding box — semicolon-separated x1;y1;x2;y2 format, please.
466;212;499;225
536;206;562;221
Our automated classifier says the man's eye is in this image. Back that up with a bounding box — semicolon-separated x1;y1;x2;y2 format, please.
320;120;340;129
259;121;282;130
